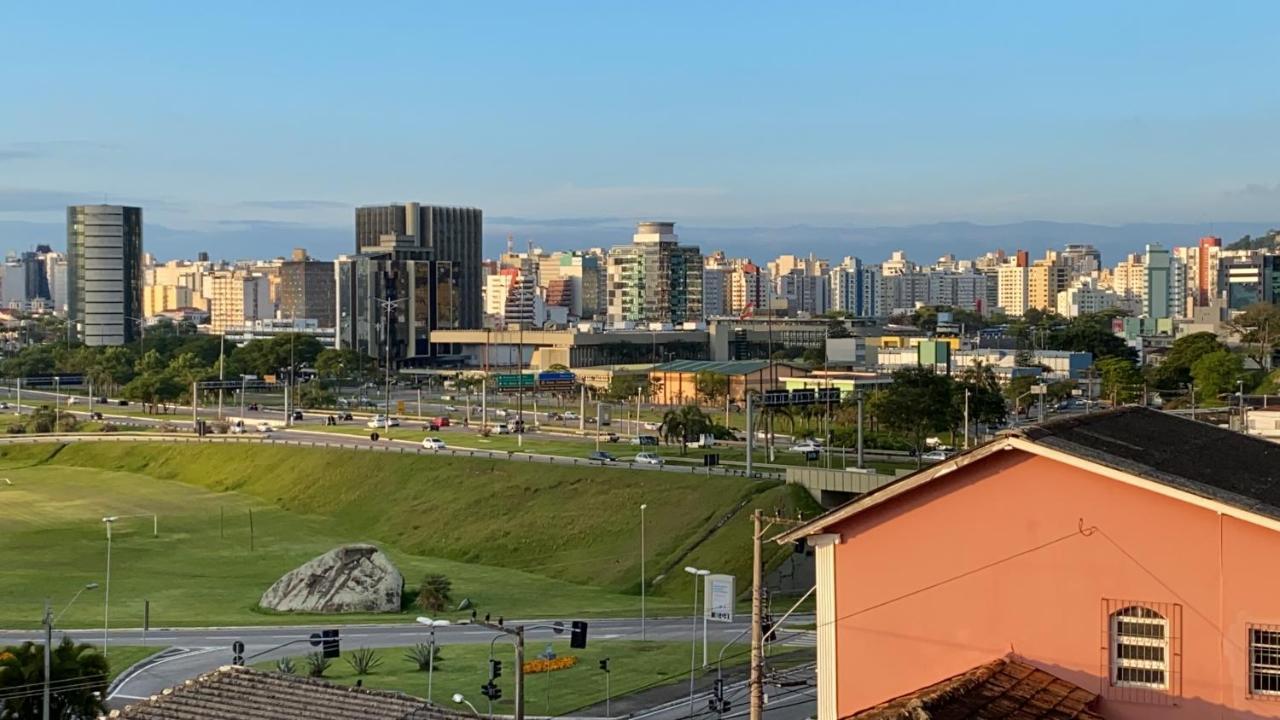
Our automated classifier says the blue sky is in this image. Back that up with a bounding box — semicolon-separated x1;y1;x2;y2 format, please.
3;0;1280;240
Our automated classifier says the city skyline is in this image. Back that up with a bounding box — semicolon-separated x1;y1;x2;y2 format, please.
5;1;1280;255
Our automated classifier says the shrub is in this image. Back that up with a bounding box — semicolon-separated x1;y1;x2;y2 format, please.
56;415;79;433
275;656;297;675
403;643;443;672
6;424;25;434
100;423;119;433
414;574;453;613
344;647;382;676
304;652;331;677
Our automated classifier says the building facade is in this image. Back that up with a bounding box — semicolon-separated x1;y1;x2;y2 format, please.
355;203;482;329
279;258;337;327
208;271;272;334
67;205;144;346
606;222;703;324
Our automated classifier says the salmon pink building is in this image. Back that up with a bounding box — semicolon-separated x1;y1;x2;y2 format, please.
781;407;1280;719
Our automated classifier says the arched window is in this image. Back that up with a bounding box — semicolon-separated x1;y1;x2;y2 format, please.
1111;605;1169;689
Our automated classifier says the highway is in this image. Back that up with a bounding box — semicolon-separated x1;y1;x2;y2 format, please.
0;616;814;715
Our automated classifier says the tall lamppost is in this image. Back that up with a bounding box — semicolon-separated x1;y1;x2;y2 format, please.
684;566;710;717
378;298;409;420
43;583;98;720
640;503;648;641
416;616;451;702
124;316;146;356
101;516;118;656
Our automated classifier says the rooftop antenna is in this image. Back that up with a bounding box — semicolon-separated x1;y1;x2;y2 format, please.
506;233;515;256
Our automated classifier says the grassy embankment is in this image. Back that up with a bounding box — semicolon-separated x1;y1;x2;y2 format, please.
0;442;817;629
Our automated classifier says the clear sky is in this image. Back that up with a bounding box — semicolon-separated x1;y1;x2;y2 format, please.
3;0;1280;234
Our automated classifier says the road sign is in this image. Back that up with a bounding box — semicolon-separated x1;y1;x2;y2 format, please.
21;375;84;386
537;370;576;391
704;574;735;622
818;387;842;404
309;632;323;647
790;389;817;405
762;390;790;407
495;373;536;391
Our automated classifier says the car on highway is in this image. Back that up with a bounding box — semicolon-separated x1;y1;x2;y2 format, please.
66;397;78;405
445;405;458;412
494;423;511;435
563;411;579;420
366;415;400;428
630;435;659;446
255;422;273;433
230;423;247;434
421;437;447;450
546;412;563;421
643;421;659;431
603;432;620;443
292;410;304;421
0;402;8;410
634;452;663;466
788;441;823;453
495;408;509;418
921;449;954;462
589;450;617;463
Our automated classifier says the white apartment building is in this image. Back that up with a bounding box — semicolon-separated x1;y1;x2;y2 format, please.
1055;277;1129;318
997;264;1029;316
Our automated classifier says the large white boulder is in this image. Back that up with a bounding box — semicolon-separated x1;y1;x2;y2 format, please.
260;544;403;613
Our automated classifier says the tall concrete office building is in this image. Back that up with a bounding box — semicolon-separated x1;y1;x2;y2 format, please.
355;203;482;329
279;248;336;327
67;205;144;346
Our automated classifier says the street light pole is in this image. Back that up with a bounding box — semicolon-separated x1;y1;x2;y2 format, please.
101;516;118;656
416;617;451;703
43;583;98;720
684;566;710;718
640;503;647;641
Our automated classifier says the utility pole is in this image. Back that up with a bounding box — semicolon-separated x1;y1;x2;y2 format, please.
963;387;970;450
856;391;864;469
750;510;806;720
745;392;753;477
42;599;51;720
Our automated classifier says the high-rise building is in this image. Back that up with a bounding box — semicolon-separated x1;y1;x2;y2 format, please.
997;263;1029;316
1143;243;1184;320
44;251;68;313
605;222;703;324
279;252;337;327
1027;258;1069;313
209;271;272;334
355;203;482;329
67;205;144;346
702;267;729;318
335;234;461;366
829;258;865;316
728;261;767;316
1059;244;1102;280
1056;277;1128;318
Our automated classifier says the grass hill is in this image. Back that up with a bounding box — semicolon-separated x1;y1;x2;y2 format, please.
0;442;817;628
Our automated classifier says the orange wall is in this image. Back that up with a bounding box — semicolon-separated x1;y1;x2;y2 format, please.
829;450;1280;719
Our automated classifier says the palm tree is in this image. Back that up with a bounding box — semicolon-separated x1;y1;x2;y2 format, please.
0;638;108;719
660;405;715;455
660;407;688;454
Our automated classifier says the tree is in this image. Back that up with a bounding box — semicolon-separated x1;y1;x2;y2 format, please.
659;404;715;454
0;638;108;719
414;574;453;613
954;360;1006;429
1095;356;1143;404
1051;312;1135;362
297;382;336;409
873;366;957;464
1191;350;1244;405
1147;332;1227;392
826;318;851;339
603;374;651;403
1229;303;1280;370
694;372;729;405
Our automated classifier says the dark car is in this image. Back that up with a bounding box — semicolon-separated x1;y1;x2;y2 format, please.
589;451;617;463
292;410;304;421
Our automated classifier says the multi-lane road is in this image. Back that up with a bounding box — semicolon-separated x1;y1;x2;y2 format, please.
0;617;814;717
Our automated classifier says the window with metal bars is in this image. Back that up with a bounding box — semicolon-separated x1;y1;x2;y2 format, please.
1251;625;1280;696
1111;605;1169;689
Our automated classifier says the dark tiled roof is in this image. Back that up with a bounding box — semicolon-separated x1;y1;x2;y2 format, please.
847;656;1103;719
1018;406;1280;521
106;665;466;720
653;359;774;375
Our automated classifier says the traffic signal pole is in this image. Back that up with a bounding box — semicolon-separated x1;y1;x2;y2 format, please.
515;626;526;720
749;510;764;720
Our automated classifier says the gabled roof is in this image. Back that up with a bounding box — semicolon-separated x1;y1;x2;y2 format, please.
780;406;1280;543
847;656;1103;719
653;359;776;375
105;665;464;720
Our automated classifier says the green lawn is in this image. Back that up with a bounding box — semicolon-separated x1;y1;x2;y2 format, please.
0;443;815;629
106;646;169;681
258;639;753;717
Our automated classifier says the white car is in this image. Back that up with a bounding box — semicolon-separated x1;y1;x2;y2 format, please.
789;442;823;454
422;437;447;450
366;415;400;428
230;423;247;434
494;423;511;435
563;411;579;420
634;452;664;466
256;422;273;433
921;449;953;462
444;405;458;412
495;408;509;418
642;421;659;431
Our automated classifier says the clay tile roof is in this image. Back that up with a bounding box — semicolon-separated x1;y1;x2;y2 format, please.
846;656;1104;719
105;665;467;720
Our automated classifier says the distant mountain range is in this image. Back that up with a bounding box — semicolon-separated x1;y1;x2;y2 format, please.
3;217;1278;266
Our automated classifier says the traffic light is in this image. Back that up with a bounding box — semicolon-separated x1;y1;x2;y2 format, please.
570;620;588;649
599;658;610;673
708;678;731;713
321;629;341;658
480;682;502;700
761;616;775;643
231;640;245;666
489;658;502;680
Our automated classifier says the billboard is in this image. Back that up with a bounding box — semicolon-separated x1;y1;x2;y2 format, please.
704;573;735;623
